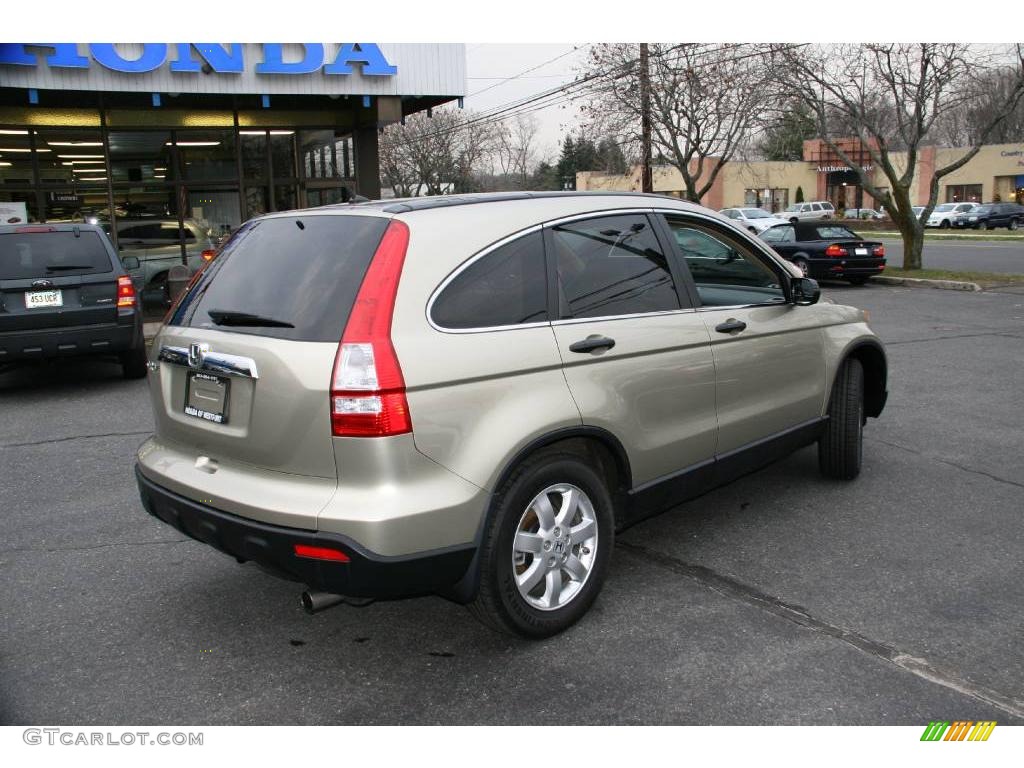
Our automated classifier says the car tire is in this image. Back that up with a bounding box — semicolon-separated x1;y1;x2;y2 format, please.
748;226;757;234
1009;218;1018;231
121;344;148;380
792;257;810;278
981;221;991;230
469;450;614;639
818;357;864;481
789;217;799;225
940;220;950;229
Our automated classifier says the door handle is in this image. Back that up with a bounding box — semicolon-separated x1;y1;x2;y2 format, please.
569;335;616;353
714;318;747;334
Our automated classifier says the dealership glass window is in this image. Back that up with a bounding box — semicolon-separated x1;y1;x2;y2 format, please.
946;184;983;203
240;132;268;181
271;132;297;180
0;190;39;224
306;187;353;207
244;186;269;221
742;188;789;213
177;130;236;181
44;189;109;224
0;129;37;185
108;131;173;184
300;130;353;179
274;185;297;213
186;188;241;241
34;129;104;186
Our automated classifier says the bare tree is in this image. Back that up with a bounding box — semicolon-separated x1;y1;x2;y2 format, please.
774;43;1024;270
578;43;775;203
495;114;540;189
378;108;503;196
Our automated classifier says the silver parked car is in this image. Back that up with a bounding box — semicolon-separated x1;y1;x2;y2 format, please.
782;201;835;223
926;203;975;228
718;207;789;234
114;218;216;302
135;192;888;638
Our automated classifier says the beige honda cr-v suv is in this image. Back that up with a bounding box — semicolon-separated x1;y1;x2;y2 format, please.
135;192;887;638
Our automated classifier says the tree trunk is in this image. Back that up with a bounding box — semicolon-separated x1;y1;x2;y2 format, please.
898;216;925;271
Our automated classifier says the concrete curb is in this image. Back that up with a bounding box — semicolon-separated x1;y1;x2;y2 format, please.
872;276;982;292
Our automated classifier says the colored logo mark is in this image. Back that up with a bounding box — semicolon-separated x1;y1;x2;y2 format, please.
920;721;996;742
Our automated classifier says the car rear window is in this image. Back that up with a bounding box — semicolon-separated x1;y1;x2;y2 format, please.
168;214;389;342
0;230;113;280
807;226;858;240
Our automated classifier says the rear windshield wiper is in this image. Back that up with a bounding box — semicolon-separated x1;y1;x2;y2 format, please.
45;264;93;271
206;309;295;328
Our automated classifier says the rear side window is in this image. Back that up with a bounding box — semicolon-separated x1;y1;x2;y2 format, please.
550;214;680;319
0;230;113;279
810;226;858;240
431;230;548;329
169;214;389;342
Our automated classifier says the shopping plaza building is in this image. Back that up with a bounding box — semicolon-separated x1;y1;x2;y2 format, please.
578;138;1024;212
0;43;464;240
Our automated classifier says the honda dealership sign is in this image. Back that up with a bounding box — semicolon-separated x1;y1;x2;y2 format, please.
0;43;465;97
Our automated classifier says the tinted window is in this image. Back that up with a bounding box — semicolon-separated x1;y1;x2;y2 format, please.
665;219;785;308
761;225;794;243
550;214;680;319
170;214;389;342
0;230;113;279
811;203;822;211
432;230;548;329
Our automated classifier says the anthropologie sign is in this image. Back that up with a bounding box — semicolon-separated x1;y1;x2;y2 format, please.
0;44;397;77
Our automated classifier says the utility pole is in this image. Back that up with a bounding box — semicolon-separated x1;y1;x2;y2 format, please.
639;43;653;194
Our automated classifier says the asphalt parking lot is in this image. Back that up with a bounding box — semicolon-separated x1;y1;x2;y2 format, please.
1;281;1022;725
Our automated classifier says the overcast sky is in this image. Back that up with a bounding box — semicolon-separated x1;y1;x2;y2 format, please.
463;44;590;163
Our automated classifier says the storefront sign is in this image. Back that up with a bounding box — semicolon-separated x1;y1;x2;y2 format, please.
0;44;397;77
817;165;872;173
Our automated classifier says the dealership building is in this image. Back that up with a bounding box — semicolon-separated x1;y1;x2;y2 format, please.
0;43;465;242
578;138;1024;212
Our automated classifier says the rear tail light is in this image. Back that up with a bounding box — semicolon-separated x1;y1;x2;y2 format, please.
201;248;217;262
824;244;848;257
330;219;412;438
293;543;350;562
116;275;137;308
872;245;885;257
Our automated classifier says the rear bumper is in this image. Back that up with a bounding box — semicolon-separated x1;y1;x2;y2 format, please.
807;258;886;279
135;464;477;601
0;316;141;362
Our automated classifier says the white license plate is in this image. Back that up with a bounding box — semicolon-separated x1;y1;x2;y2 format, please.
854;248;868;256
25;289;63;308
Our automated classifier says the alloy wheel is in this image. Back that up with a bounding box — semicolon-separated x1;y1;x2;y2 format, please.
512;483;598;611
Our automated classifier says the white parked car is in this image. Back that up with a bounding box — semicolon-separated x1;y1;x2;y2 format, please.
782;201;835;223
926;202;975;229
719;207;790;234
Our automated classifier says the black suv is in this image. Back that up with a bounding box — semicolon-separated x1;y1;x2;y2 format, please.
952;202;1024;230
0;223;146;378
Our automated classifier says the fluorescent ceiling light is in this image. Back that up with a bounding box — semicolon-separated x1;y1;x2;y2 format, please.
270;130;295;135
153;174;166;179
58;154;103;159
166;141;220;147
70;160;104;165
0;147;33;152
79;177;107;182
48;141;103;147
0;161;11;166
0;129;29;135
153;167;167;171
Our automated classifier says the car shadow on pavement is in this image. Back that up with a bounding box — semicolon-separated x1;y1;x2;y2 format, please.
0;356;133;395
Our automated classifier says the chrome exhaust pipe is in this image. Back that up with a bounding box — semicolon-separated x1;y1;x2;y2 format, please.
301;590;347;614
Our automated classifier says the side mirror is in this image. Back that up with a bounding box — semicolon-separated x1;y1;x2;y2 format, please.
791;276;820;306
121;256;140;270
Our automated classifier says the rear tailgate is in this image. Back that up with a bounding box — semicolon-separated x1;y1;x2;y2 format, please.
147;212;391;487
0;229;119;332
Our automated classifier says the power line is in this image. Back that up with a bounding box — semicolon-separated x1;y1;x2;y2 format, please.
466;46;579;98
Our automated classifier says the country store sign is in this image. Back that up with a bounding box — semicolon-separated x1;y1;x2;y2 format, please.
0;43;398;77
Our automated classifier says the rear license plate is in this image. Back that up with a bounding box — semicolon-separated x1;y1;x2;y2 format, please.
854;247;868;256
25;289;63;308
184;372;230;424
